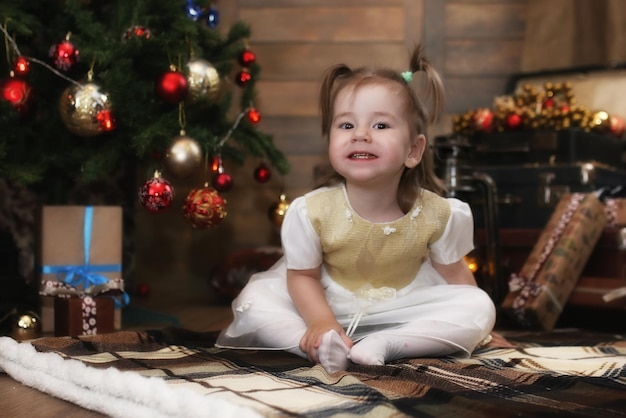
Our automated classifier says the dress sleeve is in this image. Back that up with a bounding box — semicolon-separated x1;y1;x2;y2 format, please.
280;195;323;270
428;198;475;265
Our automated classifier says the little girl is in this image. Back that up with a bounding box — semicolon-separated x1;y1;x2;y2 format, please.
217;45;496;373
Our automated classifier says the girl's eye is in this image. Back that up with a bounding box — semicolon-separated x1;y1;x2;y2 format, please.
339;122;353;129
374;123;388;129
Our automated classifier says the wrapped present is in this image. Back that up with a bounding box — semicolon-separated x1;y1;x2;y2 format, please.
605;198;626;228
39;206;125;333
54;295;114;336
501;193;607;330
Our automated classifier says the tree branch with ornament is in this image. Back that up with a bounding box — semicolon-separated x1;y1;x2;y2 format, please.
0;1;290;229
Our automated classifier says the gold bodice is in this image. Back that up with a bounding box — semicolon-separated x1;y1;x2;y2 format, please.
305;186;451;291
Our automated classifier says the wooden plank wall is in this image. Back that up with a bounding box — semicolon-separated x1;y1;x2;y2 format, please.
134;0;529;304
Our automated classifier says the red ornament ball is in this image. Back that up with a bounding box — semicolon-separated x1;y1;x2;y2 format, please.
49;39;79;71
610;115;626;138
212;172;233;192
183;185;228;228
123;25;152;41
155;70;189;105
139;172;175;212
506;113;523;130
1;76;33;115
235;69;252;87
472;108;493;133
253;163;272;183
247;108;261;124
13;56;30;76
238;49;256;67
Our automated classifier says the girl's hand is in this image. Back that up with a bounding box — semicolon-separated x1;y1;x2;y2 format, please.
299;320;353;363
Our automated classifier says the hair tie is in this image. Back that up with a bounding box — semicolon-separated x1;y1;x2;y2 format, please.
401;71;413;83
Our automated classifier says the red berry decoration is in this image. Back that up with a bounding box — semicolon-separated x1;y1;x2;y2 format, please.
155;69;189;105
139;171;175;212
183;184;228;228
247;108;261;124
49;36;79;71
235;69;252;87
254;163;271;183
212;172;233;192
13;56;30;76
238;49;256;67
1;76;33;115
96;109;116;132
123;25;152;41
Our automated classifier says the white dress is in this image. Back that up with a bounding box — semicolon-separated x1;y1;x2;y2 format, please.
217;184;496;357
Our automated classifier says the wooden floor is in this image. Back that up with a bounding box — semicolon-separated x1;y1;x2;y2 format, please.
0;304;233;418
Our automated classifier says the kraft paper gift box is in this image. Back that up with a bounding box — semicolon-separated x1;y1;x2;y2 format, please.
501;193;607;331
39;206;124;334
54;295;115;337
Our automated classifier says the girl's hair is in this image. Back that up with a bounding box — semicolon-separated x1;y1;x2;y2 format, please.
317;44;447;213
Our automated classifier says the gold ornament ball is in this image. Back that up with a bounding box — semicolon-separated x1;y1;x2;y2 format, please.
164;134;203;178
11;311;42;341
59;82;112;137
183;184;228;228
186;59;221;102
268;193;291;228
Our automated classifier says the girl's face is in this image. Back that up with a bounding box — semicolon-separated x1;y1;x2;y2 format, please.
328;83;424;187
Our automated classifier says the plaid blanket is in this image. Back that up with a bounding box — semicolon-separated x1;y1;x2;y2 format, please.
1;328;625;417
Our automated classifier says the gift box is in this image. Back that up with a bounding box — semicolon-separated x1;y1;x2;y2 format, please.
54;295;114;337
39;206;124;333
501;193;607;331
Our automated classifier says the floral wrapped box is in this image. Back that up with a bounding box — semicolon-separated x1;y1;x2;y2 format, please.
501;193;607;331
39;206;126;336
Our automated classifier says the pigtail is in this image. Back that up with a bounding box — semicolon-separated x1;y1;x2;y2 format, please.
408;45;446;125
320;64;353;137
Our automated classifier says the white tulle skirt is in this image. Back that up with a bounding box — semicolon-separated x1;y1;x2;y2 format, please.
216;257;496;357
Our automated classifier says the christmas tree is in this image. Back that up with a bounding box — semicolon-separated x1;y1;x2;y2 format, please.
0;0;290;207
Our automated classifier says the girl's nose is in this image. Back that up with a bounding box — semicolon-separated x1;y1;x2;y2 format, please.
352;127;371;142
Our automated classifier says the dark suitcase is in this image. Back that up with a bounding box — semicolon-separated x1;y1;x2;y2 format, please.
471;129;625;167
471;163;626;228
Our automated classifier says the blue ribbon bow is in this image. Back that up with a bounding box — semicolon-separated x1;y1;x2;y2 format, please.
41;206;122;291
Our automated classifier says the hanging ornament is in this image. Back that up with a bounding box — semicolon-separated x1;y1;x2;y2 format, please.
11;311;41;341
164;132;203;178
212;172;233;192
206;5;220;28
138;171;175;212
13;56;30;76
268;193;291;229
186;59;220;102
238;48;256;67
235;69;252;87
185;0;202;20
183;184;228;228
49;33;79;71
254;162;272;183
59;82;114;136
247;107;261;124
122;25;152;41
1;74;33;115
155;67;188;105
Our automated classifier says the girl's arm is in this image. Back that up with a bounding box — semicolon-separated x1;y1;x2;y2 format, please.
431;258;477;285
287;267;352;363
